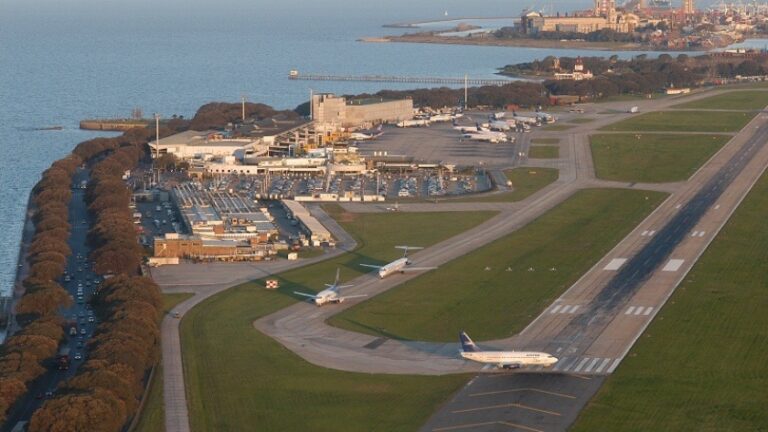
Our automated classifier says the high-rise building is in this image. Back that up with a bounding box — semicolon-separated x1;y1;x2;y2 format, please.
683;0;694;14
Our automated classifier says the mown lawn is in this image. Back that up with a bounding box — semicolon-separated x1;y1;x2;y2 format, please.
180;210;493;431
590;133;729;183
330;189;667;342
572;170;768;431
600;111;753;132
529;145;560;159
672;90;768;111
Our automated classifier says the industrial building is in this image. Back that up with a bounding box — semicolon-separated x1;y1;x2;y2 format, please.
153;233;277;262
311;94;414;128
281;200;333;245
172;183;278;241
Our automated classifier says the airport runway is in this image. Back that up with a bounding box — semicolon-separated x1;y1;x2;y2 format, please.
155;87;767;432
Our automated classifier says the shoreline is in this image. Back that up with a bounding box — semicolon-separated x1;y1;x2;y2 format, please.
1;191;36;344
369;35;714;52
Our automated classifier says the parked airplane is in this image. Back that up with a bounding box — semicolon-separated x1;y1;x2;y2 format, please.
349;125;383;141
360;246;437;278
293;268;367;306
459;331;558;369
462;131;508;143
396;119;430;128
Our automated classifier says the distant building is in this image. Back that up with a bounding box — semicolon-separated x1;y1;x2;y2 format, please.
281;200;333;245
520;0;638;34
311;94;413;128
554;57;595;81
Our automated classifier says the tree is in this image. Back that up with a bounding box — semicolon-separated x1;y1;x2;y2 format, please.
28;389;128;432
15;284;72;317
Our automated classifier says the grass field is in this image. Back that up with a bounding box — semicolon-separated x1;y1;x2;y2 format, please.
262;208;496;296
181;284;469;432
531;138;560;144
457;168;559;203
600;111;754;132
330;189;667;342
672;90;768;111
179;210;491;431
590;134;729;183
572;172;768;431
134;293;194;432
528;145;560;159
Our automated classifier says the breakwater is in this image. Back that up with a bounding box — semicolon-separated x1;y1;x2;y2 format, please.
80;119;150;131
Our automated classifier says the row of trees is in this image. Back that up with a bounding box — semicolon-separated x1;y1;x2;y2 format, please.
27;127;166;431
0;154;82;423
28;276;162;432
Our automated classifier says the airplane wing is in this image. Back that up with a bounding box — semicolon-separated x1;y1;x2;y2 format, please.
293;291;318;299
401;267;438;272
359;264;383;269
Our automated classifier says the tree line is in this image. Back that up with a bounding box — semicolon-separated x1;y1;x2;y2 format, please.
0;153;81;424
25;127;167;431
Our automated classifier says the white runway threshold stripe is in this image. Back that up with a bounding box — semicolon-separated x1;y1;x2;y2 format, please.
603;258;627;271
552;356;620;375
662;259;685;272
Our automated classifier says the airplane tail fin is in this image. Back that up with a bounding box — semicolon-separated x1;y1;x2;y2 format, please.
334;268;341;286
394;245;423;258
459;331;479;353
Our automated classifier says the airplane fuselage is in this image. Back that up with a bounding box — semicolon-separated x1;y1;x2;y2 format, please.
378;258;409;278
461;350;558;369
312;288;341;306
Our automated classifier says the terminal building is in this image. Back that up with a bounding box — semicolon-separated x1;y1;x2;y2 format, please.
311;94;414;128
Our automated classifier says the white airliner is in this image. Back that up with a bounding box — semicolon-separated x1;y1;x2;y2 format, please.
396;119;430;128
462;132;508;143
459;331;558;369
293;268;367;306
360;246;437;279
349;125;383;141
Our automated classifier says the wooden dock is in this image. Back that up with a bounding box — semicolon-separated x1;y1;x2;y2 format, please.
288;71;511;86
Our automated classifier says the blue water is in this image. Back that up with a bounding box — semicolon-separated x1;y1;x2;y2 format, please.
0;0;715;295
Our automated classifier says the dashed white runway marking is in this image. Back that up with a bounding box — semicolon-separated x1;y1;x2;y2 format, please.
675;204;682;209
640;230;656;237
662;259;685;272
550;305;562;314
550;304;580;314
584;358;600;373
626;306;654;315
604;258;627;271
714;204;721;210
643;306;653;315
625;306;636;315
697;231;706;237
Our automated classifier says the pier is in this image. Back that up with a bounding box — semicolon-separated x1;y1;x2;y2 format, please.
288;70;511;86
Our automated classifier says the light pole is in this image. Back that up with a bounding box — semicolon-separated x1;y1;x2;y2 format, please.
154;113;160;187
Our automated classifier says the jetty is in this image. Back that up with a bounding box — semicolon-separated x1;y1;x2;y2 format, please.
79;118;150;131
288;70;511;86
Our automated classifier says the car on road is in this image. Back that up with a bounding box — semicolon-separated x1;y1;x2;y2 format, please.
80;328;86;335
74;353;82;360
88;316;95;323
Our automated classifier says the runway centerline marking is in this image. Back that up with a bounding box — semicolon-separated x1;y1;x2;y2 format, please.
470;387;577;399
451;402;561;416
604;258;627;271
662;259;685;272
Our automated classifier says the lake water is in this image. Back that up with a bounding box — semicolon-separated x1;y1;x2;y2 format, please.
0;0;713;295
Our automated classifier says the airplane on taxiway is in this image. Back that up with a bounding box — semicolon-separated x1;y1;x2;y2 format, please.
293;268;367;306
360;246;437;279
